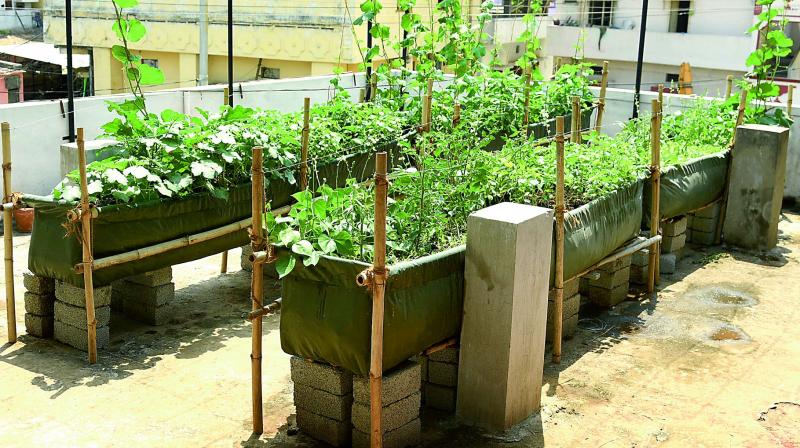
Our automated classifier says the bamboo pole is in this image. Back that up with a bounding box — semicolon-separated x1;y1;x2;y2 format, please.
658;83;664;111
218;86;231;271
552;116;565;364
725;75;734;98
788;85;794;117
223;87;229;106
594;61;609;133
2;122;15;343
647;101;661;294
300;97;311;191
453;103;461;127
369;72;378;102
250;146;266;435
77;128;98;364
423;78;434;133
523;70;532;129
716;89;749;244
369;152;389;447
571;96;580;143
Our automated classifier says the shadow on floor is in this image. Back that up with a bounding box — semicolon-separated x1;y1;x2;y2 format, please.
0;269;280;399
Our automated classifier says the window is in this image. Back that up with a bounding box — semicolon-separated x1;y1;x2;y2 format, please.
588;0;613;27
669;0;690;33
666;73;680;83
259;67;280;79
141;58;159;69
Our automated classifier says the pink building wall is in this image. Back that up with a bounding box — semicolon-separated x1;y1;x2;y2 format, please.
0;72;24;104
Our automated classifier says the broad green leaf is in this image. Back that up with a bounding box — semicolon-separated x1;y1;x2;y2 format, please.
113;0;139;7
138;63;165;85
292;239;314;257
276;255;296;278
126;18;146;42
278;228;301;246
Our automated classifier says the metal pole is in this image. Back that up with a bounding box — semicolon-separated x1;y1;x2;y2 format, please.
199;0;209;86
227;0;234;106
366;20;373;100
632;0;649;119
65;0;75;142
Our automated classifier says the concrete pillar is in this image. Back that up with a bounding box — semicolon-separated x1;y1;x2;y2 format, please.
724;124;789;250
457;203;553;431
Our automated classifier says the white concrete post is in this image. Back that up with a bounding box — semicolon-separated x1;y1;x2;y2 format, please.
723;124;789;250
457;202;553;431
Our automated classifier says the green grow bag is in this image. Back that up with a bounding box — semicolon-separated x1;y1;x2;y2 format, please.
484;109;593;152
553;180;645;284
280;246;465;376
643;150;729;227
26;148;405;287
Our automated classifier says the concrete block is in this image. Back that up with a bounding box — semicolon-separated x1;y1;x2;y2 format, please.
290;356;352;396
548;293;580;321
630;265;648;285
659;253;678;275
119;282;175;307
661;233;687;253
548;277;579;301
54;301;111;330
662;216;687;237
23;272;54;295
55;281;112;308
690;229;716;246
546;313;579;342
424;383;456;412
353;360;421;405
460;203;552;430
597;255;632;273
123;301;175;326
24;291;54;316
724;125;789;249
294;384;352;421
690;215;718;233
587;283;628;308
427;347;459;364
588;266;631;290
352;418;421;448
125;267;173;287
295;408;351;447
632;248;650;267
428;361;458;387
54;320;110;351
24;313;53;338
351;392;421;434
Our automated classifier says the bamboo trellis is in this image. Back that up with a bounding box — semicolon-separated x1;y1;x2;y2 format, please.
594;61;609;133
647;101;662;293
3;122;16;343
552;116;566;364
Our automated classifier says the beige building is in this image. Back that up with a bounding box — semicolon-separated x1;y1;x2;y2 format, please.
39;0;527;94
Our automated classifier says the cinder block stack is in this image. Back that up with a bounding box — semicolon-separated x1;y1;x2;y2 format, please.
352;361;421;448
240;245;253;272
582;255;632;307
423;348;459;412
630;247;650;286
53;280;112;350
23;272;55;338
660;216;688;275
547;277;580;341
112;267;175;325
687;202;721;246
291;357;354;447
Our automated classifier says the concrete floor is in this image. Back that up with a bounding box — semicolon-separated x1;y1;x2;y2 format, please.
1;210;799;447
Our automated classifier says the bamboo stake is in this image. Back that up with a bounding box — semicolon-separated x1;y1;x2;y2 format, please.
658;83;664;111
2;122;15;343
218;85;232;272
423;78;434;133
788;85;794;117
77;128;98;364
716;89;749;244
647;101;661;294
369;72;378;102
300;97;311;191
725;75;734;98
224;87;229;106
250;146;266;435
369;152;389;447
571;96;580;143
552;116;565;364
523;70;532;129
594;61;609;133
453;103;461;127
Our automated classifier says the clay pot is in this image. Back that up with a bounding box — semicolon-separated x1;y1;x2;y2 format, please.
14;207;34;233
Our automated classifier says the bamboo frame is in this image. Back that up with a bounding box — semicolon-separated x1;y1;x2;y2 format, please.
369;152;389;447
453;103;461;127
716;89;749;244
571;235;662;283
552;116;565;364
647;101;662;294
300;97;311;191
570;96;580;144
788;85;794;117
219;88;231;270
594;61;609;133
369;73;378;102
76;128;98;364
523;70;532;128
725;75;734;98
731;89;747;147
422;78;434;133
2;122;15;343
250;146;269;435
223;87;230;106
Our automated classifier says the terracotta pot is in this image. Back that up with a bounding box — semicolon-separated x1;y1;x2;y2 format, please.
14;207;34;233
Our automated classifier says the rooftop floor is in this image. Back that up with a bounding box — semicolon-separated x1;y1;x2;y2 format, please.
1;209;799;447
